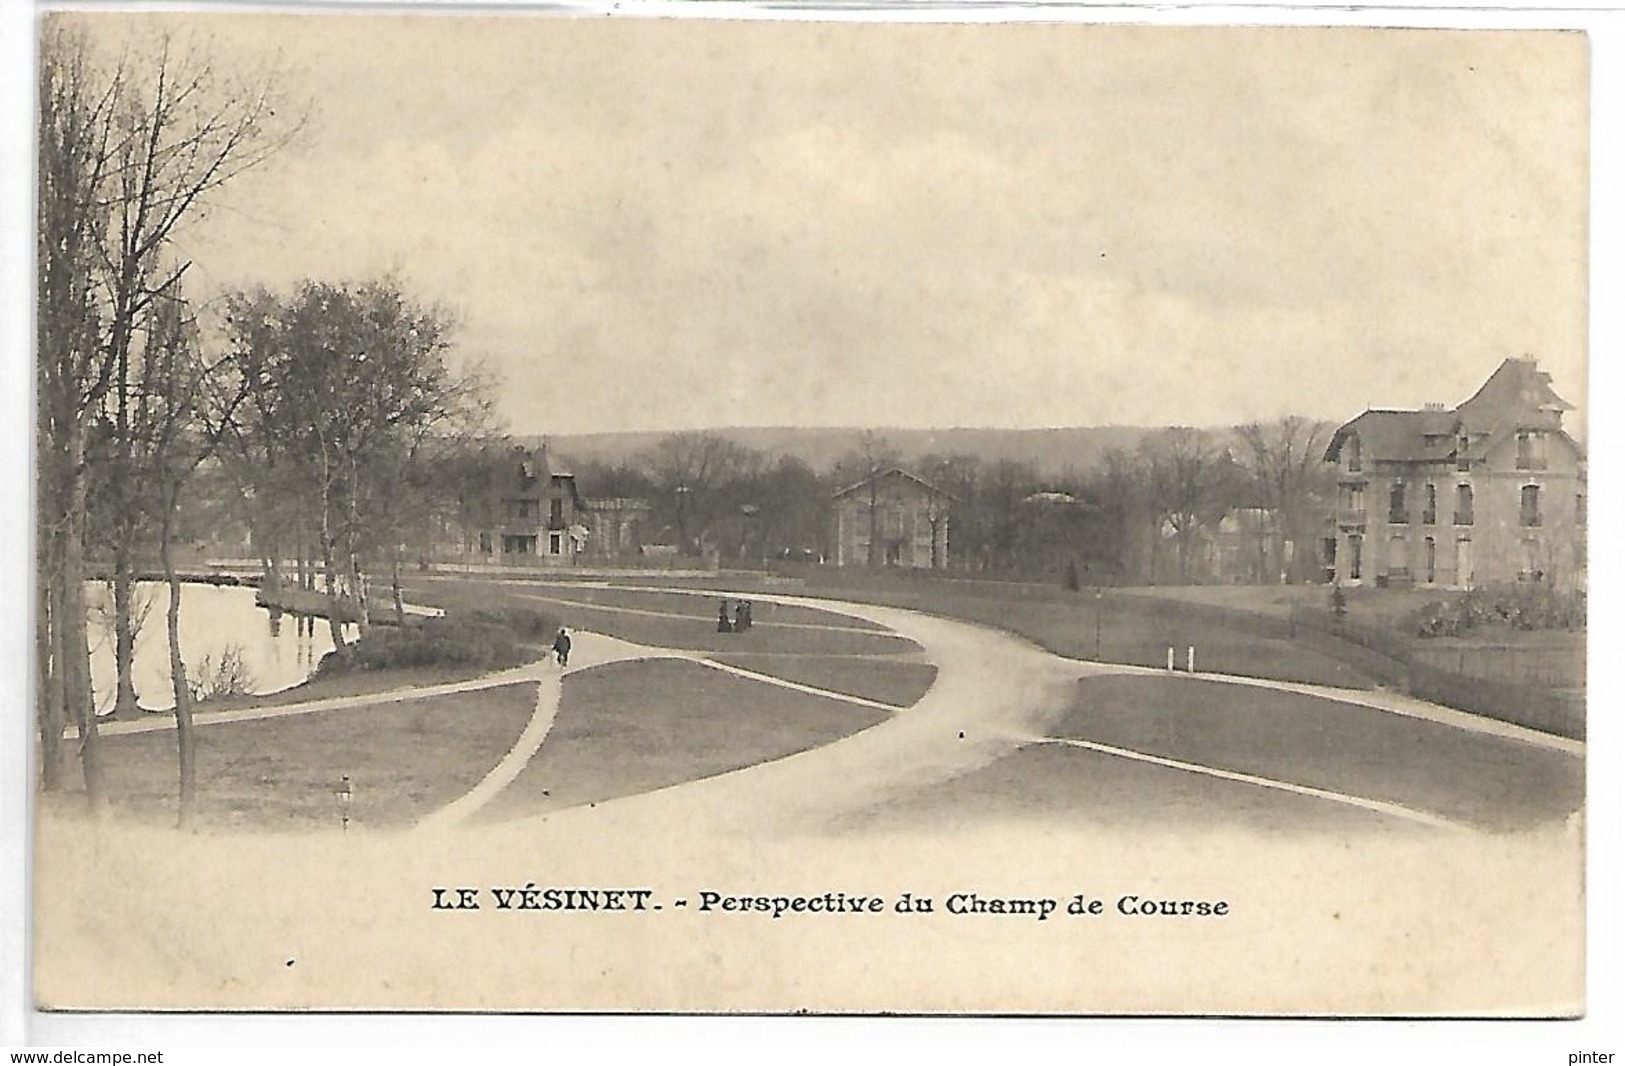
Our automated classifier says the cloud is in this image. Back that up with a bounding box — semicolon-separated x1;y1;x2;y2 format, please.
155;17;1586;434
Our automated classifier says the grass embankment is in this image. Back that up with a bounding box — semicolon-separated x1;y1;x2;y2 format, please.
474;658;889;823
1055;676;1582;831
753;576;1375;689
833;673;1581;837
92;682;539;831
493;584;892;632
832;742;1408;837
429;578;929;663
231;600;561;708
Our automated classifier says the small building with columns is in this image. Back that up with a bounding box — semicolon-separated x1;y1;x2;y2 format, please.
830;468;953;569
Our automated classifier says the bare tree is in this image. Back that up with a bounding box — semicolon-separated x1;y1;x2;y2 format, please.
640;432;761;555
35;22;297;803
1140;427;1241;583
140;288;255;826
36;26;117;797
91;26;295;719
221;280;485;649
1234;416;1336;583
1091;447;1153;582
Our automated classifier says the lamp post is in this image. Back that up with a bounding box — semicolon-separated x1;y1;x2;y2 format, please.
1094;589;1104;660
675;483;691;555
335;775;352;834
740;503;759;566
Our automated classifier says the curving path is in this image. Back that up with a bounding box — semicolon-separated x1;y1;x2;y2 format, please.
465;584;1581;838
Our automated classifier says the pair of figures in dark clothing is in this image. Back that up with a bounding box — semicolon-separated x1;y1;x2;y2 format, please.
716;599;753;633
552;627;571;666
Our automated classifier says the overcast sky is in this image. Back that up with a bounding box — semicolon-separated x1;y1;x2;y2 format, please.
78;14;1589;436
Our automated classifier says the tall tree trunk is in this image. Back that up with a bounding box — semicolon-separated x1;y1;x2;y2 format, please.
349;543;370;635
112;538;140;716
321;530;346;652
61;493;103;811
160;479;197;828
346;453;369;634
391;547;406;627
36;561;64;791
36;483;70;791
319;452;347;652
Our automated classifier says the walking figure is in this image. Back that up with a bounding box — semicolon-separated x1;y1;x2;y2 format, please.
717;600;734;633
552;627;572;667
734;599;752;632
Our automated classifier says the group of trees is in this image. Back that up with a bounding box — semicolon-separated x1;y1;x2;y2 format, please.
35;26;487;822
36;24;292;815
566;416;1335;587
217;281;490;641
1086;418;1336;586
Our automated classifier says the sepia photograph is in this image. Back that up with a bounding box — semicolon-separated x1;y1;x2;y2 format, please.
18;4;1602;1026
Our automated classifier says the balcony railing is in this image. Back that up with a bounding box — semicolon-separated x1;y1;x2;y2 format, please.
1337;508;1367;527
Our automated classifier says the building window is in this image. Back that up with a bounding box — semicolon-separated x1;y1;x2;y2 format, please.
1340;485;1365;517
1346;435;1362;473
1456;536;1473;586
1386;533;1408;578
1454;483;1474;526
1422;483;1437;526
516;500;530;519
1520;484;1542;527
1348;534;1363;581
1456;435;1471;473
551;498;565;525
1515;431;1547;470
1521;538;1543;581
549;531;564;555
479;531;492;554
1388;480;1408;524
1424;537;1436;584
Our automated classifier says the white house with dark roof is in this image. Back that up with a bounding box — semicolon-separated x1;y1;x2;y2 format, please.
1323;358;1585;590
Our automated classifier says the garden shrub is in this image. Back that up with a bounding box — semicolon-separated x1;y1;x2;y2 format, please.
465;605;560;642
316;617;526;677
1412;584;1585;638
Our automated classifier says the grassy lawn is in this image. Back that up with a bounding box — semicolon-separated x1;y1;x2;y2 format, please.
475;659;887;823
777;586;1375;688
512;597;919;656
93;681;539;832
493;584;890;631
401;575;915;655
1056;676;1582;831
829;742;1410;838
185;658;544;713
706;653;938;707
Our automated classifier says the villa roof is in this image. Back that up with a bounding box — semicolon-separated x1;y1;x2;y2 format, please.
830;467;957;502
1325;359;1581;465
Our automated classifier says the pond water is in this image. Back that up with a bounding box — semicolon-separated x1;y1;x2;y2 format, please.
86;582;354;712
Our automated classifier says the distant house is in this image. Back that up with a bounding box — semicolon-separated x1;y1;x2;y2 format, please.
476;445;589;564
579;496;651;563
1322;358;1585;590
1210;507;1289;585
830;468;953;569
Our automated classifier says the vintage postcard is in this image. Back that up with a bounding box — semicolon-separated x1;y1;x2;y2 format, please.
26;8;1589;1018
